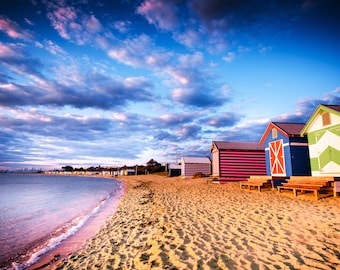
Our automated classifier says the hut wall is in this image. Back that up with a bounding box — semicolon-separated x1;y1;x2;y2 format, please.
306;124;340;176
219;150;266;181
182;163;211;178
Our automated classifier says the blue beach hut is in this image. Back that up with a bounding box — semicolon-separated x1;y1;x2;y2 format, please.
259;122;311;181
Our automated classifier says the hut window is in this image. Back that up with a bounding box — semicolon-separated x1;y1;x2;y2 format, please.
322;112;331;126
272;128;278;139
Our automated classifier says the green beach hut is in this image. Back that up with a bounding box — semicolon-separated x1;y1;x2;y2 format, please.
300;104;340;176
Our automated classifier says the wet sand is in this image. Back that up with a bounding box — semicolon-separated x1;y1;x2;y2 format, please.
45;175;339;269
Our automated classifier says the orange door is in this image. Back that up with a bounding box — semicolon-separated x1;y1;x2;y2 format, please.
269;140;286;176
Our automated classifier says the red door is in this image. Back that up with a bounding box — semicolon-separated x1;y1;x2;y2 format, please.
269;140;286;176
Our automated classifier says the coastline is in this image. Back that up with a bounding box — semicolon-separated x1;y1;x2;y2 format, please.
23;175;124;270
44;174;340;270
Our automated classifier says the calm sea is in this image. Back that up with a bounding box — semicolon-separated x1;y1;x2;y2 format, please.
0;173;123;270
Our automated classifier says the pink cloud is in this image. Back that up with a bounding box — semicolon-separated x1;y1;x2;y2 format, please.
0;42;23;58
53;6;77;22
46;4;103;45
108;34;153;67
0;17;33;41
137;0;178;31
174;29;201;48
47;6;77;40
85;15;103;33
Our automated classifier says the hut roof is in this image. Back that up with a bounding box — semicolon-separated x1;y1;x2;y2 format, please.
259;122;305;145
181;157;211;164
325;104;340;112
169;164;181;169
300;104;340;135
272;122;305;136
212;141;264;151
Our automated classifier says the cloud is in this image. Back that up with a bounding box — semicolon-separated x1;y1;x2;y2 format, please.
0;38;155;110
137;0;179;31
0;68;155;109
169;67;231;108
154;130;178;142
0;42;45;79
85;15;103;33
108;34;154;67
223;52;235;63
0;129;34;165
49;75;154;109
46;5;77;40
113;20;131;33
44;40;67;55
45;3;103;45
158;112;198;127
201;112;242;127
0;16;34;41
135;0;315;54
0;41;24;58
176;124;201;140
136;0;231;51
0;108;152;167
174;28;202;48
274;87;340;123
178;52;204;67
172;87;227;107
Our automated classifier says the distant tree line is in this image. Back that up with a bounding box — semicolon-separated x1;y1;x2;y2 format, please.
61;159;166;175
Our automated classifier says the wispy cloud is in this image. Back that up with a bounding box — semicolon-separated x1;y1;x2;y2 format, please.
137;0;179;31
223;52;235;63
0;16;34;41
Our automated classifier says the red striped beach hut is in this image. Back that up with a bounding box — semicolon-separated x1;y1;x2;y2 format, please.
211;141;266;183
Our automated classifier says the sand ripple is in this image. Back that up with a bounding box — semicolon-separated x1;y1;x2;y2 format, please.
57;175;340;270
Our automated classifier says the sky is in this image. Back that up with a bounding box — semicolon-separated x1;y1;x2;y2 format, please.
0;0;340;170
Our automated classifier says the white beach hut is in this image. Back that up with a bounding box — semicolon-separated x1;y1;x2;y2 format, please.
181;157;211;178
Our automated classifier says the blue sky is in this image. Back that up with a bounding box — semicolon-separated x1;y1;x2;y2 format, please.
0;0;339;170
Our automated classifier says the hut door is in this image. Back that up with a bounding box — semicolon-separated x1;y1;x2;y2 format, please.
269;139;286;176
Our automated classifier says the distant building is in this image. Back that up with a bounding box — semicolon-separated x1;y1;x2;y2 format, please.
168;164;181;177
119;166;136;175
180;157;211;178
211;141;266;182
259;122;311;177
300;104;340;176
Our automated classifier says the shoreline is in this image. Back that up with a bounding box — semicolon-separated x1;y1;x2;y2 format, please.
46;174;340;270
23;175;124;270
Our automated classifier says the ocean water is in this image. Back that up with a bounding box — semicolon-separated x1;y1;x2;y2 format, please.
0;173;123;269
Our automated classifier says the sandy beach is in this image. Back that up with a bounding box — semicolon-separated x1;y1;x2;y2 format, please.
47;175;340;269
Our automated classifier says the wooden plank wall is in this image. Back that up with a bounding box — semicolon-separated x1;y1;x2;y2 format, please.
183;163;211;178
219;150;266;181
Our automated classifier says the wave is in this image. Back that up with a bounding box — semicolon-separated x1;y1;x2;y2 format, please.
10;186;123;270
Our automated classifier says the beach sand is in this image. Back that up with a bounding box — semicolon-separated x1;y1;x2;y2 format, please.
49;175;340;269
